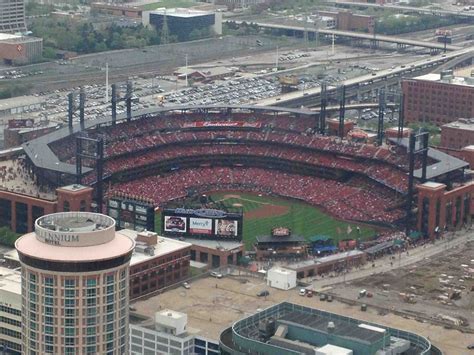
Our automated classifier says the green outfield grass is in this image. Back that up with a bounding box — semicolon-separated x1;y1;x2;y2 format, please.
156;192;378;249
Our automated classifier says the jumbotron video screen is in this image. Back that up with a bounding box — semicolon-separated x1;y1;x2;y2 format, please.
161;208;243;240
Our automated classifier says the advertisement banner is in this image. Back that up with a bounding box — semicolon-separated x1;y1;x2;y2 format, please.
164;216;187;233
215;219;238;237
182;121;261;128
189;218;212;235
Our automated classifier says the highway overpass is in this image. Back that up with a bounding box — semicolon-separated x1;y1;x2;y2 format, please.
255;48;474;108
329;1;474;20
228;20;462;51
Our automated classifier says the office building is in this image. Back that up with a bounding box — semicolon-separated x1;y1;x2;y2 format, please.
130;309;219;355
0;0;26;33
220;302;436;354
15;211;135;354
0;267;21;354
0;33;43;65
117;229;192;300
441;118;474;150
145;8;221;42
402;71;474;126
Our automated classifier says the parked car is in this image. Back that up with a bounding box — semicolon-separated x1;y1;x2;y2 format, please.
299;288;306;296
183;282;190;289
257;290;270;297
210;271;223;279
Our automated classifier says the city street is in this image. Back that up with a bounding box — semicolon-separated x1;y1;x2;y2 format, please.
311;231;473;290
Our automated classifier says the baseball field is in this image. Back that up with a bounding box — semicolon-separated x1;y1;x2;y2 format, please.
156;192;378;249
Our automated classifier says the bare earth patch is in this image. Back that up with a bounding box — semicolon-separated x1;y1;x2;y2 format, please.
245;204;289;219
220;194;290;219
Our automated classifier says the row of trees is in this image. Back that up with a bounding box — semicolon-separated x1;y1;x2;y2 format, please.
30;17;216;56
375;14;459;35
30;19;162;54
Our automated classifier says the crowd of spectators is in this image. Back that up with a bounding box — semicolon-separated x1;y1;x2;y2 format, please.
0;158;55;199
50;112;426;172
47;112;427;214
96;142;409;192
110;167;404;224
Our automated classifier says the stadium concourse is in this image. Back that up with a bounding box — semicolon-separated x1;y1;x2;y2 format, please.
21;105;467;233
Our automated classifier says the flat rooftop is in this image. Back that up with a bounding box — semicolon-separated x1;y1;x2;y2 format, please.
287;250;365;269
414;73;474;87
0;266;21;296
129;274;474;353
0;159;57;200
443;118;474;131
117;229;191;266
183;237;242;251
150;8;214;17
0;95;44;111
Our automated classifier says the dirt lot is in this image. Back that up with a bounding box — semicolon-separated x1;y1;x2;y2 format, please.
131;273;473;354
327;241;474;354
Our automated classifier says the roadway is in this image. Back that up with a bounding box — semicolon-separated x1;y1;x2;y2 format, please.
229;20;462;51
328;0;474;19
309;230;473;290
255;47;474;108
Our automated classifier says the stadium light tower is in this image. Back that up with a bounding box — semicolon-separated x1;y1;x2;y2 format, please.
76;135;104;213
377;89;385;146
405;130;429;235
397;93;405;141
319;81;327;135
337;85;346;139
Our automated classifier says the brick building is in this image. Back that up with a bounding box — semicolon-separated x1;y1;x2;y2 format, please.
417;181;474;239
118;230;192;300
402;72;474;126
90;3;142;19
0;184;93;234
286;250;367;279
317;10;375;33
186;238;244;268
441;118;474;150
0;34;43;65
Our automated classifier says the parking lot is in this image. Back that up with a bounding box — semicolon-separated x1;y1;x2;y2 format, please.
130;274;473;354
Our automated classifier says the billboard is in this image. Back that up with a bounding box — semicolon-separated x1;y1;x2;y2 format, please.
107;197;155;232
215;219;238;237
182;121;261;128
164;216;187;233
161;208;243;240
189;218;212;235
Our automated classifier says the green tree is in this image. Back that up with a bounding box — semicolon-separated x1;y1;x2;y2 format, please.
0;227;20;247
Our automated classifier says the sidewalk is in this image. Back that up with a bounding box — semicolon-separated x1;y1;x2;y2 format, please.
311;231;473;290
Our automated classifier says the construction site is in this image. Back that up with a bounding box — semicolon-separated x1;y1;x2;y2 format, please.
328;240;474;335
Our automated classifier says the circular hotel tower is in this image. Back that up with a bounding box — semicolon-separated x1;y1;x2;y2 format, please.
15;212;135;355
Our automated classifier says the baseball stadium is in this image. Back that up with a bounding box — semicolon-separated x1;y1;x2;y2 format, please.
17;104;470;249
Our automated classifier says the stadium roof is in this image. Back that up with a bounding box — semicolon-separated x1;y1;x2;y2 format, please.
388;137;468;179
22;105;316;176
256;235;306;244
363;241;394;255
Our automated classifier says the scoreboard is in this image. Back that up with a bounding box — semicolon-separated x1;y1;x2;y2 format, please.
107;197;155;232
162;208;243;241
